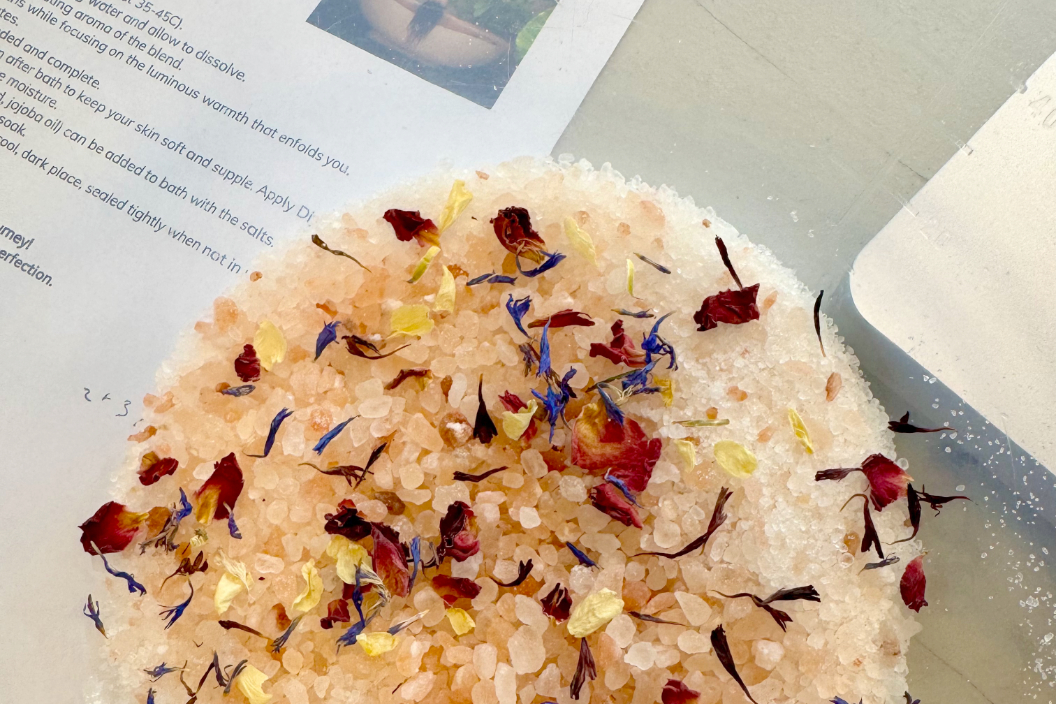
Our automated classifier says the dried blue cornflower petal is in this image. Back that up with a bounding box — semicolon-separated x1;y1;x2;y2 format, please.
248;407;293;458
612;308;655;319
221;384;255;397
519;343;538;375
337;613;375;649
175;488;192;521
537;321;552;377
596;384;625;426
408;537;422;591
605;473;641;506
146;688;156;704
98;550;147;596
506;294;532;337
227;508;242;539
315;321;341;360
642;313;677;369
314;416;357;454
160;583;194;629
532;385;566;442
467;272;495;286
621;361;660;397
488;274;517;285
516;250;566;278
565;542;597;568
84;594;107;638
860;556;900;573
634;253;671;274
144;662;183;682
270;615;304;653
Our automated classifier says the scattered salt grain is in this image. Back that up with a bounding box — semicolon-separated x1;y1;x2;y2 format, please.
624;642;657;670
605;614;636;648
675;592;712;627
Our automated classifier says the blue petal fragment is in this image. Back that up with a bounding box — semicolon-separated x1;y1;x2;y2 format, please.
314;416;357;455
315;321;341;360
641;312;678;370
488;274;518;285
160;584;194;629
84;594;106;637
596;385;625;426
604;473;641;506
612;309;655;319
271;615;304;653
565;541;597;568
408;537;422;591
537;321;552;378
175;488;193;521
467;272;495;286
144;662;181;682
505;294;532;337
250;407;293;458
99;553;147;596
516;250;566;278
221;384;255;397
147;688;156;704
227;508;242;539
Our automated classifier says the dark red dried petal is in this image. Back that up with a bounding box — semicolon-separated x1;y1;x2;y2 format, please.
194;453;244;521
499;391;528;413
447;531;481;562
234;344;261;382
861;454;911;510
662;679;701;704
693;283;761;331
491;207;547;263
572;402;661;493
320;599;351;629
432;575;482;606
324;500;372;541
371;523;410;598
900;555;928;612
138;454;179;486
383;209;439;247
79;501;148;554
589;482;642;528
589;320;647;368
528;310;595;329
540;583;572;622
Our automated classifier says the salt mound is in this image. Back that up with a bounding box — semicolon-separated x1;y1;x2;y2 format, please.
83;157;921;704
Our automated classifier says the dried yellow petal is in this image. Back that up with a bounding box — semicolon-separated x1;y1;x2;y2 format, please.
567;588;624;637
292;559;323;613
408;245;441;284
655;377;674;406
626;258;635;297
194;487;219;525
189;528;208;548
234;664;272;704
675;439;696;471
713;440;757;478
437;180;473;233
253;320;287;371
788;408;814;454
390;304;435;337
217;550;250;589
563;217;598;268
358;631;398;656
501;399;538;441
214;572;245;615
446;608;475;636
435;265;456;313
326;535;371;584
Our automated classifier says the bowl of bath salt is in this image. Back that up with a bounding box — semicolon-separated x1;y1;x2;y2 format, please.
79;158;941;704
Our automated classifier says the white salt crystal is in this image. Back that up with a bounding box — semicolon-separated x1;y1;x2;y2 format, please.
313;676;330;698
281;679;309;704
254;553;284;574
520;449;548;478
397;488;432;505
508;627;546;674
535;664;561;697
477;503;501;525
753;640;784;670
675;592;712;627
518;683;536;704
677;629;711;654
289;503;312;524
253;465;279;490
192;462;213;480
576;505;610;533
281;419;306;456
654;645;681;668
502;471;525;489
474;643;497;679
448;373;468;408
624;642;656;670
355;377;384;400
514;595;549;633
401;671;436;702
653;518;681;548
569;565;595;595
451;551;483;578
559;475;587;503
519;506;541;529
359;395;393;418
265;499;289;525
400;463;425;489
605;614;636;648
433;483;470;514
495;663;517;704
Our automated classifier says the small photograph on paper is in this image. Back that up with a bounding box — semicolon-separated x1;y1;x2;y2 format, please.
307;0;558;109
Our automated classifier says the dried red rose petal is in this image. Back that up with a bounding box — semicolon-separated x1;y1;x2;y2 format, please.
234;344;261;382
491;206;547;263
589;320;647;368
371;522;410;598
900;555;928;612
540;583;572;622
138;453;179;486
861;454;911;510
437;501;473;561
324;499;372;541
693;283;761;331
528;310;595;329
383;209;440;247
447;530;480;562
572;401;661;493
432;575;482;606
79;502;149;554
662;679;701;704
320;599;351;629
194;452;244;522
589;482;642;528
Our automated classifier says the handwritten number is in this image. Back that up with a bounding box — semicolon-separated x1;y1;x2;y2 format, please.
117;401;131;418
84;388;92;402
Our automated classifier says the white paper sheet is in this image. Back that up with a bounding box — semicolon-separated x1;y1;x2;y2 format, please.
0;0;643;697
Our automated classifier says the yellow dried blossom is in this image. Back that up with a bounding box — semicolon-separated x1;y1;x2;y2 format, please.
675;439;697;471
567;588;624;637
326;535;371;584
435;265;456;313
253;320;286;371
437;180;473;233
408;245;441;283
788;408;814;454
563;217;598;268
234;664;271;704
292;559;323;613
446;608;475;636
390;304;434;337
358;632;398;656
501;399;538;440
713;440;758;478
